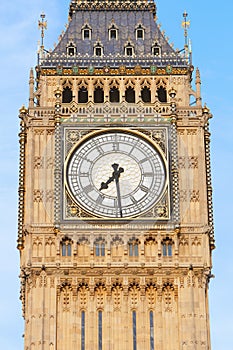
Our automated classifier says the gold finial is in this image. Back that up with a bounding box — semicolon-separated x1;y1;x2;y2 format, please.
38;12;47;48
19;105;28;116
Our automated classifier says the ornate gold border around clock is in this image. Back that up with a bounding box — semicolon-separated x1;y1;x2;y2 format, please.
62;127;170;221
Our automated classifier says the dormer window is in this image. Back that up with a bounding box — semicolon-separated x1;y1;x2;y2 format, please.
152;43;161;56
136;24;145;40
82;24;92;40
109;24;118;40
67;42;76;57
125;42;134;56
95;47;102;56
94;44;103;57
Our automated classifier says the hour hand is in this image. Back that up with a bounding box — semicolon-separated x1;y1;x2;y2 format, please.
99;181;109;191
99;175;114;191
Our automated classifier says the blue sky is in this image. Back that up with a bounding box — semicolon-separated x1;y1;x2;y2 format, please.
0;1;232;349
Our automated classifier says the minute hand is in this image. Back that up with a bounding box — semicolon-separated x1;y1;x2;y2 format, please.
112;163;124;218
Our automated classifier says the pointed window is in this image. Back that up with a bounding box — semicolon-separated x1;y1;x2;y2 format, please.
141;87;151;103
78;87;88;103
162;238;173;257
125;87;135;103
62;86;72;103
129;239;139;257
110;87;120;103
95;240;105;256
157;86;167;103
61;239;72;257
94;86;104;103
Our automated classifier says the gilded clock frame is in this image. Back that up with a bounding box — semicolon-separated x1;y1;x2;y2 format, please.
55;124;174;224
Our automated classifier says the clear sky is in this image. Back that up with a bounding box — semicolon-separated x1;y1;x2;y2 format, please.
0;1;232;349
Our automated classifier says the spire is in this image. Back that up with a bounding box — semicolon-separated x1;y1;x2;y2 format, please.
38;13;47;63
29;68;34;108
181;11;191;63
195;68;202;107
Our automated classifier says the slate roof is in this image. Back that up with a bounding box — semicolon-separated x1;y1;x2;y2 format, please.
40;0;187;68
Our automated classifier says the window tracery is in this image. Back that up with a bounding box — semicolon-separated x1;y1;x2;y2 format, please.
94;239;106;256
128;239;140;257
162;237;173;257
125;82;135;103
61;238;72;256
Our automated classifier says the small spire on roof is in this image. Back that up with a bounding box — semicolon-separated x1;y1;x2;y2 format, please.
38;13;48;64
38;13;47;48
182;11;191;62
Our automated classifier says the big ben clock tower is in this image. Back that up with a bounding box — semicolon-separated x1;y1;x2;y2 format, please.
18;1;214;349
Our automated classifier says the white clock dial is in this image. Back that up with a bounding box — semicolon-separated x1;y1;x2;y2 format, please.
66;130;166;218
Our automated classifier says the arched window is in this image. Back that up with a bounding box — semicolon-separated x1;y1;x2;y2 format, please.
61;239;72;256
110;87;120;102
78;87;88;103
125;87;135;103
95;241;105;256
129;240;139;257
141;87;151;103
157;86;167;103
62;86;72;103
94;86;104;103
162;238;173;257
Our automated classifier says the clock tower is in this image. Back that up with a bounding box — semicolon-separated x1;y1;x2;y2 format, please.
18;1;214;349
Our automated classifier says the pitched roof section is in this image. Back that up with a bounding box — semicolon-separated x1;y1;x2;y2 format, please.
40;0;188;69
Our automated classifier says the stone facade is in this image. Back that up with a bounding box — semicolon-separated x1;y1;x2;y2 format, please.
18;1;214;349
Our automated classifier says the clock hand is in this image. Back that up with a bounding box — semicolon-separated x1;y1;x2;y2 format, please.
99;163;124;218
99;163;124;191
99;174;114;191
111;163;124;218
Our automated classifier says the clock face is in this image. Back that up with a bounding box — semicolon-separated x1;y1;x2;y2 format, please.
65;130;166;218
